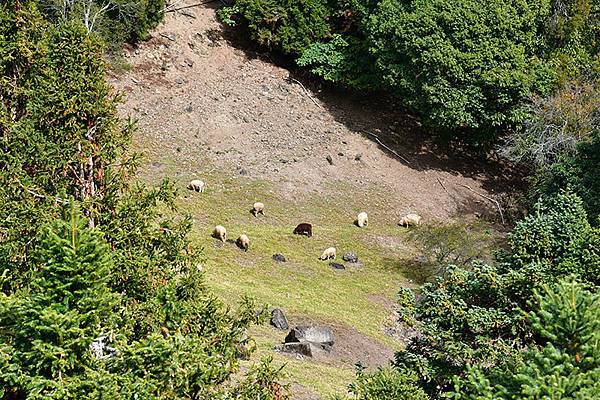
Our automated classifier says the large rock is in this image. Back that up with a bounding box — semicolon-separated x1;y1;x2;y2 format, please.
278;341;315;357
285;325;334;351
342;252;359;263
270;308;289;330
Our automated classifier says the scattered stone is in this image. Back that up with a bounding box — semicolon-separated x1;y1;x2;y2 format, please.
175;77;184;85
272;253;286;263
270;308;289;330
184;58;194;67
326;155;334;165
329;262;345;270
185;104;193;113
160;32;177;42
285;326;334;352
355;153;363;161
238;169;249;176
338;152;344;156
342;252;358;263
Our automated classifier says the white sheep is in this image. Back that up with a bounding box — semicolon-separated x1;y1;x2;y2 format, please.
187;179;205;192
356;212;368;228
236;234;250;252
252;202;265;216
213;225;227;242
319;247;336;261
399;213;422;227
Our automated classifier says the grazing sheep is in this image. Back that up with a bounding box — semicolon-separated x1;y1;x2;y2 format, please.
252;202;265;216
213;225;227;242
356;212;368;228
319;247;336;261
293;223;312;237
236;234;249;252
399;213;422;227
187;179;205;192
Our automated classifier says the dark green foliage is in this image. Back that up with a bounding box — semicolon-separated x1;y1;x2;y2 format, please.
219;0;334;54
391;190;599;397
333;364;428;400
0;2;286;398
452;279;600;399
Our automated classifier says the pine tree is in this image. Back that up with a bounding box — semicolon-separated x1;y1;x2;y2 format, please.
0;207;119;396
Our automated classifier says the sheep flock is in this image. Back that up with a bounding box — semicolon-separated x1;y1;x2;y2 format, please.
188;179;422;262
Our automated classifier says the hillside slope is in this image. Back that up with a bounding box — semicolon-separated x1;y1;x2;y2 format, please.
109;3;515;398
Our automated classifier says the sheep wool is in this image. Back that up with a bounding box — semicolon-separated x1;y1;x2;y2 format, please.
188;179;205;192
236;234;250;252
319;247;336;261
399;213;422;227
356;212;368;228
252;202;265;216
213;225;227;242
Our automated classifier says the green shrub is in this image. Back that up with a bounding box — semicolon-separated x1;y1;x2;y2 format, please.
218;0;334;54
452;279;600;399
365;0;556;140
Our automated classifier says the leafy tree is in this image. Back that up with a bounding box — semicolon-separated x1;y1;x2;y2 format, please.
452;279;600;399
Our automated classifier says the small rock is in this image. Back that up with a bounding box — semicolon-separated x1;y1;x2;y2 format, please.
160;32;177;42
184;104;193;113
272;253;286;263
329;262;346;270
184;58;194;67
355;153;362;161
239;169;249;176
326;155;334;165
342;252;358;263
338;152;344;156
175;77;184;85
270;308;289;330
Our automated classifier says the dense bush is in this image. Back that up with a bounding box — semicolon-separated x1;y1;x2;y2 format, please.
219;0;334;54
365;0;555;139
453;279;600;399
388;191;599;397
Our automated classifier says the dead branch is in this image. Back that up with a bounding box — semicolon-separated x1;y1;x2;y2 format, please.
456;183;505;224
363;130;411;165
287;77;323;109
164;0;219;13
436;177;449;194
15;179;69;205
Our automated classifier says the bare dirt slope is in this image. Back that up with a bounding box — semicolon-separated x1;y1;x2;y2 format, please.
110;3;514;223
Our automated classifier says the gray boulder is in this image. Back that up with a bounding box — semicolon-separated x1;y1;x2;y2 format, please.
342;252;358;263
278;341;315;357
285;325;334;351
270;308;289;330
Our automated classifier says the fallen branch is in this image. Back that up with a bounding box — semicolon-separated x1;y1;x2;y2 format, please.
456;183;505;224
164;0;220;13
16;179;69;205
363;131;411;165
436;177;449;194
287;77;323;109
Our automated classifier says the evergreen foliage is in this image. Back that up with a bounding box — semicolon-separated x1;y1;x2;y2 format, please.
0;2;286;398
452;279;600;399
